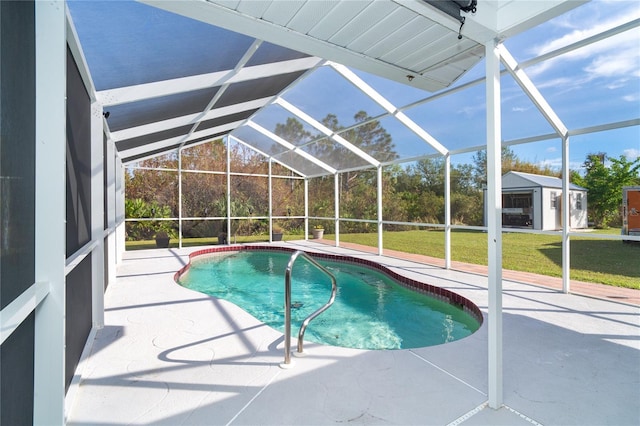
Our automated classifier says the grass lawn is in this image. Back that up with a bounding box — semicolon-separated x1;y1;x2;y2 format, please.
331;229;639;289
126;229;639;289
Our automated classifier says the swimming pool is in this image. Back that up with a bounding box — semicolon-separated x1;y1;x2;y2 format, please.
175;246;482;350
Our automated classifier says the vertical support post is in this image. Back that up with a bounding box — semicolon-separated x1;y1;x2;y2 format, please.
486;38;503;410
561;135;570;293
269;159;273;242
282;268;292;366
377;165;383;256
34;1;66;423
115;157;126;263
105;138;117;287
178;148;183;249
226;137;231;241
334;172;340;247
304;178;309;240
90;102;104;328
444;154;452;269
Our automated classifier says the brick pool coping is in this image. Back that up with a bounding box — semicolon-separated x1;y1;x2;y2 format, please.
174;244;484;327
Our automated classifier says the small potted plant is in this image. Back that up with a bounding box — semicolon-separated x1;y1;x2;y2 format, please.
218;232;227;245
272;224;284;242
312;225;324;239
155;231;170;248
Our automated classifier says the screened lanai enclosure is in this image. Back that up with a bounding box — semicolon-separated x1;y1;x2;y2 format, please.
112;0;640;273
1;0;639;424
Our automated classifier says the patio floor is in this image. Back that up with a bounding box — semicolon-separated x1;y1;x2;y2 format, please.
66;241;640;425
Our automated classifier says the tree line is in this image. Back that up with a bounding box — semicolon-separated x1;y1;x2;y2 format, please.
125;112;639;240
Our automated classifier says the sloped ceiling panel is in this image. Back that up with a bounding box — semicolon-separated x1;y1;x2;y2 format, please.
68;1;323;165
143;0;486;92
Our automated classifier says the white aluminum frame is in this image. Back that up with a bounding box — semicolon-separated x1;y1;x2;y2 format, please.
90;102;105;327
330;62;448;156
34;2;67;423
275;97;381;167
486;39;503;410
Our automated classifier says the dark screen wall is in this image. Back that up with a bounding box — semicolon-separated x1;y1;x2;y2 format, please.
0;1;37;424
66;45;92;256
65;255;93;391
1;4;100;421
65;45;94;391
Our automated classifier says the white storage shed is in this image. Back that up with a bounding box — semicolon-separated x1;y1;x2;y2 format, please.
485;171;588;230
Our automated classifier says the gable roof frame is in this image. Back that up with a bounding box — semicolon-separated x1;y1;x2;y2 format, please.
177;39;266;151
246;120;338;175
329;61;449;156
228;134;307;178
274;97;381;168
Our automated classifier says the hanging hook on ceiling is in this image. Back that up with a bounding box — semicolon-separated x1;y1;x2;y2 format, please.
458;16;466;40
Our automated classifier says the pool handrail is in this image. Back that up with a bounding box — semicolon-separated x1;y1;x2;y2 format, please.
282;250;337;366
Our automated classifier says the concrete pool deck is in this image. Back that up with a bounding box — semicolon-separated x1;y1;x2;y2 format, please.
66;241;640;425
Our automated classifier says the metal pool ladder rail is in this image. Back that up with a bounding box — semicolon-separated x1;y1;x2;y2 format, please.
281;250;337;368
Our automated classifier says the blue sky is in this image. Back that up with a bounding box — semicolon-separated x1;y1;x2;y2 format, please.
272;0;640;173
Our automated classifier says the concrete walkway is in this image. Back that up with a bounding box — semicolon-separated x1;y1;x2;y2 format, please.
66;241;640;425
320;240;640;306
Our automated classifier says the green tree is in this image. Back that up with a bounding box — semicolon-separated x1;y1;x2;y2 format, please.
124;198;175;240
274;117;313;145
125;151;180;208
572;153;640;228
472;146;559;189
276;112;398;232
472;146;518;188
394;158;483;225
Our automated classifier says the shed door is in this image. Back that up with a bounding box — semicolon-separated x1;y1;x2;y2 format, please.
502;192;533;227
627;189;640;231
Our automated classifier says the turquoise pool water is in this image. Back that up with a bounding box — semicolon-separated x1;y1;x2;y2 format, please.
177;250;480;350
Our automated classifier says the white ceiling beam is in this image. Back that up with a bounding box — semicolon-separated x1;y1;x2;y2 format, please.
110;97;272;142
122;150;178;166
275;97;381;167
246;121;337;174
119;136;184;161
97;56;322;106
498;44;568;139
330;62;448;156
179;39;264;149
119;121;241;160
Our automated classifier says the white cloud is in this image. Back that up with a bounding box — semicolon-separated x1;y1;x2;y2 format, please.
525;5;640;85
538;158;561;169
531;6;640;57
537;157;584;171
623;148;640;159
584;46;640;79
457;103;485;117
512;106;529;112
526;75;579;91
607;80;629;90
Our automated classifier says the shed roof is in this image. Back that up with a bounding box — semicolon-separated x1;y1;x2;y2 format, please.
504;171;587;191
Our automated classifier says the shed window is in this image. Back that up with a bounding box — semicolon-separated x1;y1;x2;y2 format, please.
550;191;558;209
576;193;583;210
